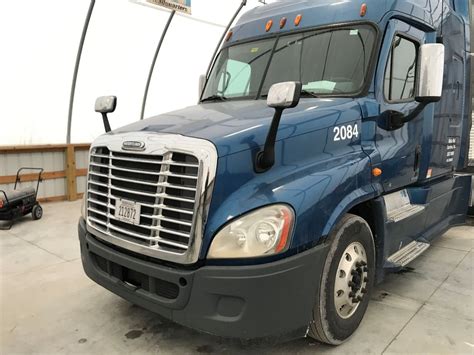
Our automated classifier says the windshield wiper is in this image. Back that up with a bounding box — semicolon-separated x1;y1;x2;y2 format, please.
201;95;228;103
300;90;320;98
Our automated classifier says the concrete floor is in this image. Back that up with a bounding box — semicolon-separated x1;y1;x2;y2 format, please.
1;201;473;354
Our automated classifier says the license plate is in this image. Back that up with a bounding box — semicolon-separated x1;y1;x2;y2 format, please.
115;199;141;225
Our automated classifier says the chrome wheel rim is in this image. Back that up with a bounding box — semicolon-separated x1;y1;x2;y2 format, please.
334;242;369;319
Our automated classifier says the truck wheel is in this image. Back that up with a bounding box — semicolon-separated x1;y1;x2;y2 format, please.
32;204;43;220
308;214;375;345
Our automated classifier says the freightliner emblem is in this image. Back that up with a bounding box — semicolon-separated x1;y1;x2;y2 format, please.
122;141;146;151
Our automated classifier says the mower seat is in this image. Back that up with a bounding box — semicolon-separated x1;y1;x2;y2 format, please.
1;187;36;203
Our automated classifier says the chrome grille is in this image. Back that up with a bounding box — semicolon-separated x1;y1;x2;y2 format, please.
87;146;201;255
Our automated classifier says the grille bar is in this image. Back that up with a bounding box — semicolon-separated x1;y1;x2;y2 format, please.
88;207;191;238
92;163;200;179
98;154;199;168
109;185;195;203
87;146;200;256
90;171;198;192
89;217;189;250
88;190;194;215
88;199;193;227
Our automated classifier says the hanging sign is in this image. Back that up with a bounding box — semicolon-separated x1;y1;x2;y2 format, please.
134;0;192;15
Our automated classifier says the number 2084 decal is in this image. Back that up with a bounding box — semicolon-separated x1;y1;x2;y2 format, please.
333;124;359;142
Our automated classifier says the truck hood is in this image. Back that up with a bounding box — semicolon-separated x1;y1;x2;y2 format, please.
115;98;361;157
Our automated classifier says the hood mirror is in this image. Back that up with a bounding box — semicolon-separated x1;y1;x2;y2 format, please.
267;81;302;109
255;82;302;173
95;96;116;133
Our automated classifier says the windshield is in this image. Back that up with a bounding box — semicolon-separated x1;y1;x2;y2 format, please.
202;25;377;101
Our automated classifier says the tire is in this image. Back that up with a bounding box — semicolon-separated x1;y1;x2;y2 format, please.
308;214;375;345
32;204;43;220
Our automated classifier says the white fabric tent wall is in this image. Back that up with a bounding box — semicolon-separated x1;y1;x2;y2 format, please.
0;0;267;145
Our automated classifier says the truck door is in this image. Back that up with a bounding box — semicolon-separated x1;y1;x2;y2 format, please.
374;20;427;192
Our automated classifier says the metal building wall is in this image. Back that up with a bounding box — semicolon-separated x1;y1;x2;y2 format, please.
76;149;89;195
0;146;89;201
0;152;65;199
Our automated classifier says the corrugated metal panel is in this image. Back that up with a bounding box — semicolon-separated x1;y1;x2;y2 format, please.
76;150;89;194
0;151;66;199
10;179;66;199
77;176;87;194
75;150;89;170
1;152;65;176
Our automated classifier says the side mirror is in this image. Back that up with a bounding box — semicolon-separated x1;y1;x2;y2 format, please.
198;74;207;100
416;43;445;103
267;81;302;109
256;82;302;172
95;96;117;114
95;96;116;133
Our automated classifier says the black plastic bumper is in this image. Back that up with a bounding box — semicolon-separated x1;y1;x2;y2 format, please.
78;218;329;340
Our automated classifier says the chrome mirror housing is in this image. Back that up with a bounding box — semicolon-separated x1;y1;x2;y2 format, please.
95;96;117;114
416;44;445;103
267;81;302;109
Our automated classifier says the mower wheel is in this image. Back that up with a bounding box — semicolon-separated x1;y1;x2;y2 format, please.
32;204;43;220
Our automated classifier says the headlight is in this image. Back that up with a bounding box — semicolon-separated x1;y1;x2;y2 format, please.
208;204;295;259
81;193;87;220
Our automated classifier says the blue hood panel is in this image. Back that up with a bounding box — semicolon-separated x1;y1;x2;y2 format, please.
115;99;359;157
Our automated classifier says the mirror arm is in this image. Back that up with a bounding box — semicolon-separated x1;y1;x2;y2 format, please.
101;113;112;133
255;108;284;173
381;101;429;131
403;101;428;123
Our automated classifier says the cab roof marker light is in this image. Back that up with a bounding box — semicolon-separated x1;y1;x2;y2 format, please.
295;14;302;26
280;17;287;29
360;3;367;17
265;19;273;32
226;31;233;42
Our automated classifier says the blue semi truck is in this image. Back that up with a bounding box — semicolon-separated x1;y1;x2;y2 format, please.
79;0;473;344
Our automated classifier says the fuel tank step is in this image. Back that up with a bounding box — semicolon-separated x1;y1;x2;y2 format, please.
384;189;425;223
387;204;425;223
386;241;430;267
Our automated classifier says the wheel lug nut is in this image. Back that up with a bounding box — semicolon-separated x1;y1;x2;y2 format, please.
349;292;355;298
352;298;359;303
364;267;368;272
364;277;368;282
348;281;355;287
357;296;363;301
361;288;367;294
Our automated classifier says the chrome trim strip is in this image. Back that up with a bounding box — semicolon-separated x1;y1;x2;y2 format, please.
94;162;199;179
85;132;218;264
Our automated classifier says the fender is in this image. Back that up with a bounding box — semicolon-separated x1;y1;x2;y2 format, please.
321;186;377;237
201;128;376;262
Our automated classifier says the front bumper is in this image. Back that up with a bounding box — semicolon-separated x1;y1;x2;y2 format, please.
79;218;329;340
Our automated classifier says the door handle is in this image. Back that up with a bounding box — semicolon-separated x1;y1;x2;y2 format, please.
414;145;421;177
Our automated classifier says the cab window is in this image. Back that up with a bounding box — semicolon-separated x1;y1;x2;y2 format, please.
384;35;418;101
